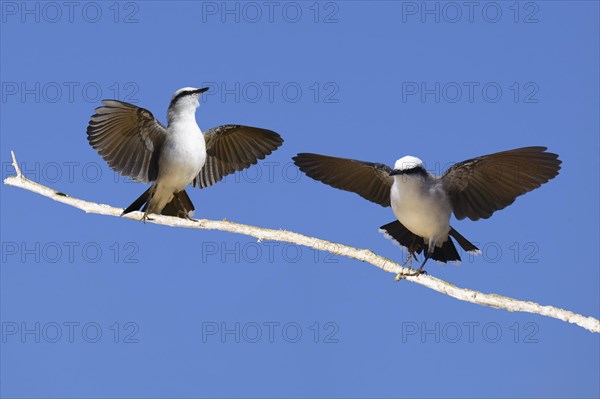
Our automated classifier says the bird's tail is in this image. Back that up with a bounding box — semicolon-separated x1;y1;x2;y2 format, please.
162;190;195;218
449;227;480;254
379;220;462;263
121;187;152;216
121;187;195;218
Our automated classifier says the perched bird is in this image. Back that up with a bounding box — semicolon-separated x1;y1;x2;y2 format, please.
87;87;283;220
293;147;561;277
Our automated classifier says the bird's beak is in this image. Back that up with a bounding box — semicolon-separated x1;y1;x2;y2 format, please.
389;170;401;176
195;87;209;94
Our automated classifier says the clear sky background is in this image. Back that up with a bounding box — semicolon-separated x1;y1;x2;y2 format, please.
1;1;599;398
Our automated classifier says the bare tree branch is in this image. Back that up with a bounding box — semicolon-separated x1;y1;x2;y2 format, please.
4;151;599;333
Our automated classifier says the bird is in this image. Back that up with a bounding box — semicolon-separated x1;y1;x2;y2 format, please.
293;147;561;278
87;87;283;221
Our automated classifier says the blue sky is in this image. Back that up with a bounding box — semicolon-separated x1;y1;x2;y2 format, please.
1;1;598;398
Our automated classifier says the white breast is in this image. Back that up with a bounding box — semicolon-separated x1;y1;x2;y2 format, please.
158;121;207;192
390;174;452;246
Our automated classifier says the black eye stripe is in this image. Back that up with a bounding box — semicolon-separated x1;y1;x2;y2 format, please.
397;166;427;176
170;90;200;105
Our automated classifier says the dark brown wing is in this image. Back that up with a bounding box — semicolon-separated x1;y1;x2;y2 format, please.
442;146;561;221
87;100;166;183
195;125;283;189
292;153;393;207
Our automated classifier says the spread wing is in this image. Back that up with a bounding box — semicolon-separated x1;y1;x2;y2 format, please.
293;153;393;207
195;125;283;189
87;100;166;183
442;146;561;221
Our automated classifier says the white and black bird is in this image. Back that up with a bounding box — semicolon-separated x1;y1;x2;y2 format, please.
293;147;561;276
87;87;283;220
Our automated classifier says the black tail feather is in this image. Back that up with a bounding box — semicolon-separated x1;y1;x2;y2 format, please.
379;220;423;255
379;220;462;263
432;238;460;263
162;190;195;218
449;227;479;253
121;187;195;219
122;187;152;216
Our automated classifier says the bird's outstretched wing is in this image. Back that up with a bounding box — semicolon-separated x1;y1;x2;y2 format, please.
293;153;394;207
441;146;561;221
87;100;166;183
195;125;283;189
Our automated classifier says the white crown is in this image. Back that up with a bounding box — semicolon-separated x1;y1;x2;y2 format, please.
394;156;424;171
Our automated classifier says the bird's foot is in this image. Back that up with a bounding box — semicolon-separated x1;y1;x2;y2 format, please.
414;262;428;276
141;212;154;223
184;213;198;222
176;210;197;221
394;267;427;281
395;253;420;281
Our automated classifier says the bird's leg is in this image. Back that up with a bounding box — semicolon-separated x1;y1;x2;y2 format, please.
395;252;429;280
175;195;198;222
414;255;430;275
412;243;433;275
408;235;421;271
401;252;413;267
395;252;415;281
141;186;157;223
395;236;425;281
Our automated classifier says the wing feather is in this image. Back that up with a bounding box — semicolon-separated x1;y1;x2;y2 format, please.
195;125;283;189
292;153;393;207
87;100;166;183
442;146;561;220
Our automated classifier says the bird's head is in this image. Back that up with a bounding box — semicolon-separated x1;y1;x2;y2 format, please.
168;87;209;112
390;156;425;176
